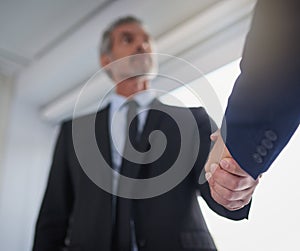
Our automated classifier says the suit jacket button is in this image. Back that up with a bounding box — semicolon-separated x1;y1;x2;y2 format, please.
256;145;267;156
138;239;147;248
265;130;278;141
252;153;263;164
261;138;274;149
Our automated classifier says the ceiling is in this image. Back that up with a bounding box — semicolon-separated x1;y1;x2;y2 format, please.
0;0;107;76
0;0;218;77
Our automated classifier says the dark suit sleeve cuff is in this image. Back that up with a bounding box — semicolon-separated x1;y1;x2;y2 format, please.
199;181;251;220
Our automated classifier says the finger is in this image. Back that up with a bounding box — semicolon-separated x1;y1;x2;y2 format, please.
211;179;256;201
207;172;253;210
205;131;229;174
209;186;245;211
213;167;258;191
205;162;219;180
205;172;212;181
209;163;218;174
205;164;219;192
220;157;251;177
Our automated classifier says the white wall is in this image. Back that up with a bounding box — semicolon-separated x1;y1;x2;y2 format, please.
0;83;59;250
0;75;14;175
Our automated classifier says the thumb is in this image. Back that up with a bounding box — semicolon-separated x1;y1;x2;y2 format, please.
219;157;249;177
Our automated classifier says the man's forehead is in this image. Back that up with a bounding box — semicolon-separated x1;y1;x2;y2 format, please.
112;22;150;37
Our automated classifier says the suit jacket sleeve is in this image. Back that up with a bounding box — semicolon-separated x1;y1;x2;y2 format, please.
223;0;300;179
32;122;74;251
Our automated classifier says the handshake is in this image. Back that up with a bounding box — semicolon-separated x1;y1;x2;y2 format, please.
204;130;261;211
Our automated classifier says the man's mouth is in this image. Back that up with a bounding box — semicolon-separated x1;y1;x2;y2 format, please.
131;53;152;65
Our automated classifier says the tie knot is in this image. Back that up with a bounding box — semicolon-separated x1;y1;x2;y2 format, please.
127;99;138;110
126;100;139;122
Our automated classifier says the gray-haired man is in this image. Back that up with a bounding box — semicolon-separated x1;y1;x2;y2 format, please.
33;16;257;251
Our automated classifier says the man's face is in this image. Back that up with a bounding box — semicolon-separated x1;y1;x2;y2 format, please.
104;22;155;82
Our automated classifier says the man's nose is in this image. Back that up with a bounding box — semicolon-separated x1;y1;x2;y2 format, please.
135;40;150;53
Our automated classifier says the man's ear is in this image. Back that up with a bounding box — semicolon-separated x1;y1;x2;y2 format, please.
100;54;114;80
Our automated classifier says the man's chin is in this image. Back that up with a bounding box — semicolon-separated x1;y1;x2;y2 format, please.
126;74;151;81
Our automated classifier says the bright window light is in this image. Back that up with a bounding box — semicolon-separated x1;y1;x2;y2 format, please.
160;58;241;109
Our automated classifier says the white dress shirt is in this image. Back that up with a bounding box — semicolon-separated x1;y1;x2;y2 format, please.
109;91;156;173
108;90;156;251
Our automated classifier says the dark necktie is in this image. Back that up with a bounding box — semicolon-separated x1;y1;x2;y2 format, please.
112;100;139;251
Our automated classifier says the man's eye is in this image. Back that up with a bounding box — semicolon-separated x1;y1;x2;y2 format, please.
144;36;150;43
122;34;133;44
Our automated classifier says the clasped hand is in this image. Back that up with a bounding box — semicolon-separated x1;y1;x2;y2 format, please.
204;130;261;211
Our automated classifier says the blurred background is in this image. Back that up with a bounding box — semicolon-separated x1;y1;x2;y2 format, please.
0;0;299;250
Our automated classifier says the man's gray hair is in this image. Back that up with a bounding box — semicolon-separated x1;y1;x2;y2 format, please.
100;16;143;56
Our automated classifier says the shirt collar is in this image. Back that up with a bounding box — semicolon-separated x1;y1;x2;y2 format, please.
110;90;157;109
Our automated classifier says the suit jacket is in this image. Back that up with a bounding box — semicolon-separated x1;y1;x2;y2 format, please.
223;0;300;179
33;101;250;251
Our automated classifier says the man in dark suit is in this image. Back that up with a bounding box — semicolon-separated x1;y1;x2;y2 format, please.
32;16;258;251
205;0;299;208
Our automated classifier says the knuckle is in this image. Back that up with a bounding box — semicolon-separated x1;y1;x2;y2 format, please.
217;185;232;200
228;201;243;211
228;179;238;190
224;190;235;201
221;198;232;208
232;178;244;190
224;200;233;208
204;163;210;172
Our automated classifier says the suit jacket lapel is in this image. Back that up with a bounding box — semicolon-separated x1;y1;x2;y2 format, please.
94;100;165;181
118;99;164;181
95;104;113;170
